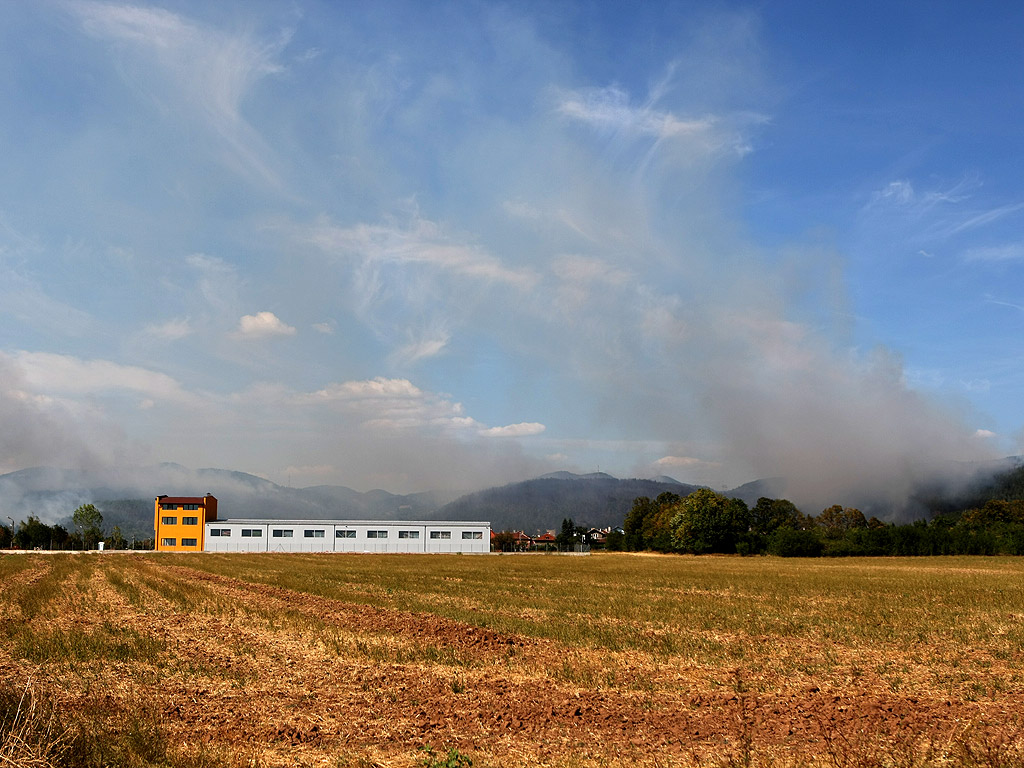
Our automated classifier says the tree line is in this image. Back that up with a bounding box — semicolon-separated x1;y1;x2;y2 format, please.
0;504;149;551
618;489;1024;557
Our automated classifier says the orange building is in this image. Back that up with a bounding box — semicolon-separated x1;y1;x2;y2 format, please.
154;494;218;552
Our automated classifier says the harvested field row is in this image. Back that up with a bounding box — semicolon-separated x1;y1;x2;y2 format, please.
1;552;1023;767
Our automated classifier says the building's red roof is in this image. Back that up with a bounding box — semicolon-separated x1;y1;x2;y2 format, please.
157;495;214;504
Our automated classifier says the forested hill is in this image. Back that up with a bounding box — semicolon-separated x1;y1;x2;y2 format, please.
437;474;701;532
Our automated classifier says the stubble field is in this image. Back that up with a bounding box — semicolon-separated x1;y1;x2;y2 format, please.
2;552;1024;767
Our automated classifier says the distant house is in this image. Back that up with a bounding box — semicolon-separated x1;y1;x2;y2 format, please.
534;532;557;548
586;528;608;545
491;530;534;552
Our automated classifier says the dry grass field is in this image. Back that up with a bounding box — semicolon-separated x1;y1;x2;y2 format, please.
2;552;1024;767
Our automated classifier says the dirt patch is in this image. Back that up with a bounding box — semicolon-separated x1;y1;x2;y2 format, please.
3;556;1023;767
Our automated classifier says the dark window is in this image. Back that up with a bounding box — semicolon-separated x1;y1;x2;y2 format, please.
304;530;325;538
241;529;262;538
366;530;388;539
272;529;293;538
336;530;356;538
398;530;420;539
430;531;451;540
182;538;198;547
160;538;176;547
462;531;483;540
161;516;177;525
182;517;198;525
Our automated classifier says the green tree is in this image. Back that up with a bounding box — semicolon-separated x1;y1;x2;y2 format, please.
623;497;655;550
491;530;515;552
605;529;625;551
750;497;805;537
14;516;53;549
556;517;577;549
961;499;1024;528
670;489;750;554
50;524;71;550
815;505;867;538
72;503;104;549
767;527;824;557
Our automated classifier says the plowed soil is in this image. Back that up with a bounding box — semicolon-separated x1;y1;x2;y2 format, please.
2;554;1023;767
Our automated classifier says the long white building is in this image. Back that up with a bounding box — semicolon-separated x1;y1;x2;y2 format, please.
201;518;491;554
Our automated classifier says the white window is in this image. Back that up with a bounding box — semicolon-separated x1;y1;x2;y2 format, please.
272;529;293;538
241;529;262;538
398;530;420;539
366;530;388;539
304;530;325;538
160;538;176;547
430;531;452;540
336;530;356;538
182;538;198;547
462;531;483;540
161;516;177;525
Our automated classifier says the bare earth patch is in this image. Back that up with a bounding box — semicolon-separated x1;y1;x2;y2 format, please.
2;553;1023;767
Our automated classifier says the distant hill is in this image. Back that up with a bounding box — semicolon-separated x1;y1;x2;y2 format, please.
725;477;789;507
725;458;1024;521
438;473;701;532
11;459;1019;543
0;464;461;542
0;464;700;540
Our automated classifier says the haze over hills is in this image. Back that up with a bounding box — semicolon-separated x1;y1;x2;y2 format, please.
0;464;696;540
2;459;1019;543
438;475;700;532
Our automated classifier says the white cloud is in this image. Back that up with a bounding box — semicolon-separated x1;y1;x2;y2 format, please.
294;377;478;432
236;311;296;338
143;317;192;341
304;377;424;402
556;84;762;158
70;1;287;184
974;429;997;439
306;215;538;288
964;243;1024;262
0;270;97;339
552;254;631;286
558;85;715;140
187;254;240;315
479;422;546;438
655;455;705;467
944;203;1024;238
870;180;915;206
312;321;335;334
14;351;192;403
395;334;449;363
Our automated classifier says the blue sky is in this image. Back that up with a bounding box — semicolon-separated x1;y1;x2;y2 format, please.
1;1;1022;508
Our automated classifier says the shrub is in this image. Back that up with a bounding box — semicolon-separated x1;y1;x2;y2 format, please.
767;528;823;557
